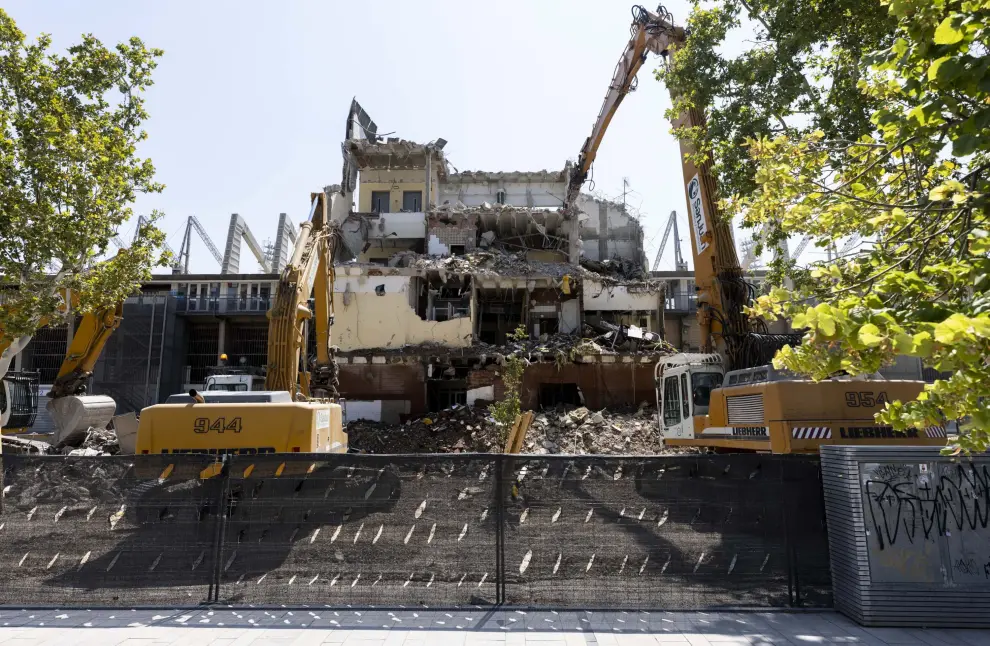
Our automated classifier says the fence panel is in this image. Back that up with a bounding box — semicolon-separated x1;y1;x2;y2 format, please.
783;457;833;607
499;455;810;608
215;454;499;606
0;453;830;609
0;455;222;606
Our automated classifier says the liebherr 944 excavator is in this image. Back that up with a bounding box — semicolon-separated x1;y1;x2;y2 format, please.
134;188;350;456
570;5;945;453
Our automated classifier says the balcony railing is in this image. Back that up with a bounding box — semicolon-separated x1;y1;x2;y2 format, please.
176;296;272;315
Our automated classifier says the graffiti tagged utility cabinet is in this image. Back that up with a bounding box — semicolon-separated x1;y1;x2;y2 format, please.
821;445;990;627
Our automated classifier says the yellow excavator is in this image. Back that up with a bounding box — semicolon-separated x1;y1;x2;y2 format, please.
570;5;944;453
0;291;122;443
134;187;349;456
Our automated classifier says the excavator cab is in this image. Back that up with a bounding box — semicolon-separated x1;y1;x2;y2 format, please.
0;371;41;434
654;354;723;440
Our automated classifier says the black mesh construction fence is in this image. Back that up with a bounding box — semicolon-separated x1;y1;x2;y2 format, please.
0;455;223;606
0;453;831;609
215;454;498;606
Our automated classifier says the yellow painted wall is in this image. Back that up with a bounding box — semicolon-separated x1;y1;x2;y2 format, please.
358;167;441;212
333;276;472;351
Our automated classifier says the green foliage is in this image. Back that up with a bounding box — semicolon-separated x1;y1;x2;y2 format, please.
658;0;898;201
0;10;169;341
734;0;990;452
489;326;529;436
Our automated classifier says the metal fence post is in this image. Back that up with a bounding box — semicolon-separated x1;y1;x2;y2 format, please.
781;459;796;608
493;454;506;605
209;456;232;604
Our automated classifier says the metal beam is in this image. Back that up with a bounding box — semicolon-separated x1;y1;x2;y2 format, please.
222;213;272;274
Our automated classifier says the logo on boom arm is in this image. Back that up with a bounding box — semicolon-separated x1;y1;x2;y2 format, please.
687;175;709;254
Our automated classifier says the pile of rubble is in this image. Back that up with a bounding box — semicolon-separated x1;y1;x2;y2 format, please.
398;249;588;280
346;403;696;456
0;426;120;456
349;330;675;364
346;405;501;454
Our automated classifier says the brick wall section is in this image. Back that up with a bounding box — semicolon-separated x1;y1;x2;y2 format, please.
338;363;427;417
520;363;656;410
467;362;656;411
467;365;506;401
428;225;476;251
427;213;477;252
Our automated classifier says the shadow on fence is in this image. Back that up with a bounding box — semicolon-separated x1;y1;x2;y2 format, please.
0;453;831;609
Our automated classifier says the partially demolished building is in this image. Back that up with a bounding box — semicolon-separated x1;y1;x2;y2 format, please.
327;120;668;423
13;105;672;428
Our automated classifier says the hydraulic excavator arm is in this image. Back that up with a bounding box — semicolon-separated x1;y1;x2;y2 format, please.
265;187;350;399
567;4;791;369
1;289;123;438
50;300;123;399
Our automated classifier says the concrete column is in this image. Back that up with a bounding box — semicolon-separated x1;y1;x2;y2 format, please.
567;219;581;265
470;279;479;341
217;320;227;361
598;202;608;261
425;153;432;209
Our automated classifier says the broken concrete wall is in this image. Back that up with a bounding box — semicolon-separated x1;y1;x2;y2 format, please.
524;288;582;338
440;171;566;209
577;195;646;269
560;300;580;333
427;213;478;256
467;365;505;403
358;239;422;264
366;213;426;239
583;279;662;312
338;362;426;419
333;274;472;350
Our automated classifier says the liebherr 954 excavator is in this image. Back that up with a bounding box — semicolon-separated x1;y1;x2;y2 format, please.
569;5;945;453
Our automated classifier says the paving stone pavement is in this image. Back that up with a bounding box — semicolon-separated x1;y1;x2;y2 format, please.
0;608;988;646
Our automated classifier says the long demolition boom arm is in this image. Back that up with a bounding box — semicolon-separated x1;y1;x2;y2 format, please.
265;188;350;399
568;4;750;359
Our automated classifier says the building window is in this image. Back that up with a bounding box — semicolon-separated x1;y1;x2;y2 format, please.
449;244;465;256
496;189;506;205
662;375;681;426
402;191;422;212
371;191;390;213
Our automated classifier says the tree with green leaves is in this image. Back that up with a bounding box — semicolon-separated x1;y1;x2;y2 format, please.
657;0;900;201
0;10;169;383
665;0;989;452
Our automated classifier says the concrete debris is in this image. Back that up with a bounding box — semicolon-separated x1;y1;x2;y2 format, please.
1;435;53;455
346;403;697;456
346;405;500;454
529;404;695;456
67;447;102;457
346;330;674;363
399;250;586;280
581;257;649;281
380;247;662;284
56;426;120;456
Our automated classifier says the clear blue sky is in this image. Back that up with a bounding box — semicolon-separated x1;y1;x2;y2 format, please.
6;0;778;274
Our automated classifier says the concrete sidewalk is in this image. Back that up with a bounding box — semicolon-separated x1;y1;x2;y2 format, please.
0;608;986;646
